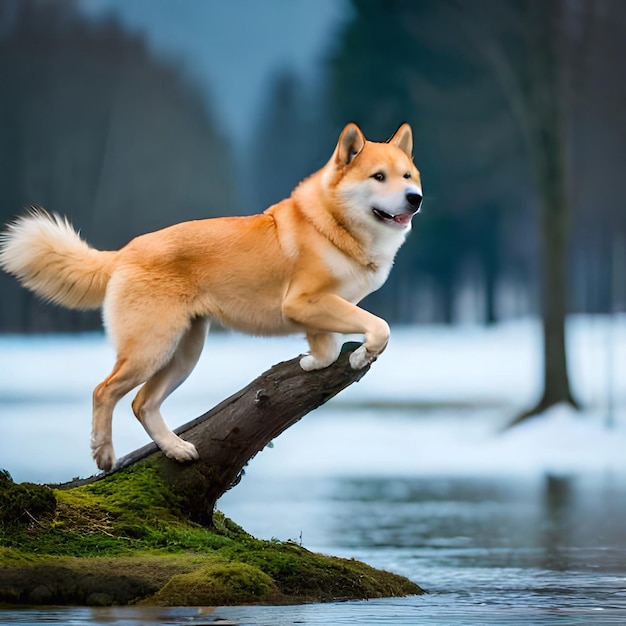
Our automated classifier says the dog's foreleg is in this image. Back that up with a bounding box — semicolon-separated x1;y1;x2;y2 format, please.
300;332;342;371
131;317;208;463
284;294;390;370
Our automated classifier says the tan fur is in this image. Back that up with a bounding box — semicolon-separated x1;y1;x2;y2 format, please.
0;209;117;309
0;123;422;470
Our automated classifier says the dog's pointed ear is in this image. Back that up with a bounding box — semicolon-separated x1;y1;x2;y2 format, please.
388;123;413;158
335;123;366;166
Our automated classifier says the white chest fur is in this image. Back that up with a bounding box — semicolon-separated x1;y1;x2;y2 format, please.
321;244;394;304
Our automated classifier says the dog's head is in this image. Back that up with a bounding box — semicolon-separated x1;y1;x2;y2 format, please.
323;123;422;238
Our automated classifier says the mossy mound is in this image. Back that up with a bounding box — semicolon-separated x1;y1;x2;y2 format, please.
0;465;423;606
147;560;277;606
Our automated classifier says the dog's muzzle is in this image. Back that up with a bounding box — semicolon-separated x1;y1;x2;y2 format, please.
406;191;422;213
371;190;422;227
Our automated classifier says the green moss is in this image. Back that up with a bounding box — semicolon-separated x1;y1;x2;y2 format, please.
0;547;42;565
0;470;56;526
0;464;424;605
215;540;419;602
1;461;236;557
55;462;186;530
146;560;276;606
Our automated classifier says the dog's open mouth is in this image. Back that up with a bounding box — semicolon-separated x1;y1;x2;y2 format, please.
372;207;413;226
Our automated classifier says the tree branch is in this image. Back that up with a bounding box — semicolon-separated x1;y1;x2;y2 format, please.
61;342;371;525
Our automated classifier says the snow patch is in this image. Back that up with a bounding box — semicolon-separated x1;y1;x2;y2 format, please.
0;316;625;483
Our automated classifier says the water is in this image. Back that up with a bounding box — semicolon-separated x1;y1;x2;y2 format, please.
218;473;626;623
2;472;625;625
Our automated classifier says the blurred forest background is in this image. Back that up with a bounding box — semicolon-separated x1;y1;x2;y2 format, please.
0;0;625;335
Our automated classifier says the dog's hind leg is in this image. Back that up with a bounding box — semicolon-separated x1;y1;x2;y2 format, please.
91;315;192;471
131;316;209;463
91;356;160;472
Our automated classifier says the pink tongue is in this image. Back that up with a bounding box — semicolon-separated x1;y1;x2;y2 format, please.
393;213;412;225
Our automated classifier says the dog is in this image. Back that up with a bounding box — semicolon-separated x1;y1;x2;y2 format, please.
0;122;422;471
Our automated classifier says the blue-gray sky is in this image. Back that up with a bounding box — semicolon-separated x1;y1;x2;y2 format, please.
79;0;349;151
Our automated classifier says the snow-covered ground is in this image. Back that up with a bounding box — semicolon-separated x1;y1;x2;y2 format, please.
0;316;624;483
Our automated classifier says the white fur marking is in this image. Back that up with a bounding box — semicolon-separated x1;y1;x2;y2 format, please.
349;345;372;369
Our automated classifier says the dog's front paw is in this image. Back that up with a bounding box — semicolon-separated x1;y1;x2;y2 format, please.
92;441;116;472
349;345;376;370
162;437;199;464
300;353;336;371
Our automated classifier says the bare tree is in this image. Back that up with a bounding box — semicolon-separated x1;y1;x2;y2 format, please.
444;0;585;420
510;0;580;420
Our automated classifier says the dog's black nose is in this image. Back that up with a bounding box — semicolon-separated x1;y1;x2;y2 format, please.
406;192;422;212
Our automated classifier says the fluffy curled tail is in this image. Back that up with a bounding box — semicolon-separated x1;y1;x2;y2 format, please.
0;208;117;310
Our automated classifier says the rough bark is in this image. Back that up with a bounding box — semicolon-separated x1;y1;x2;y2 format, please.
510;0;579;425
61;341;370;525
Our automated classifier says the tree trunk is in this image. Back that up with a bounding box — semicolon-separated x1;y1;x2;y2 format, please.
510;182;579;426
62;341;371;526
536;186;579;408
510;0;579;425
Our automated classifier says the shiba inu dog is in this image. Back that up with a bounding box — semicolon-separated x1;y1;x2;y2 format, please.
0;123;422;471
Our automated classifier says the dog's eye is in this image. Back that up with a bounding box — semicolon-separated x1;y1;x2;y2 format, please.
403;172;411;179
372;172;386;182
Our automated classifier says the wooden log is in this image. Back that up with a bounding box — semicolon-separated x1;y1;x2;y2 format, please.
63;342;371;526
